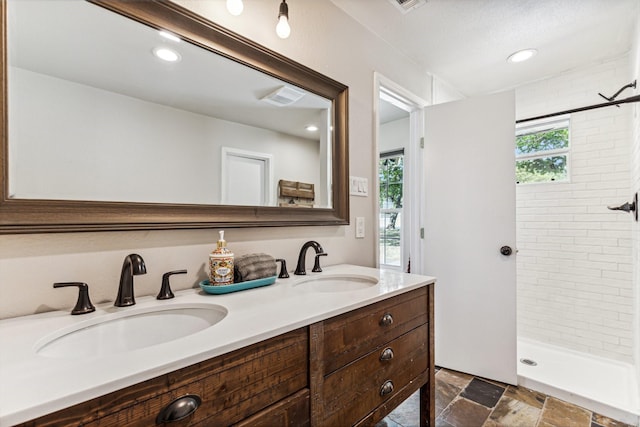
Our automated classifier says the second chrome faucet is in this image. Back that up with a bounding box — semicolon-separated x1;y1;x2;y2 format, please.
115;253;147;307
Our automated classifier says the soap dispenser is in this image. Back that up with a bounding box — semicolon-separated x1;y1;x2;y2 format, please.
209;230;234;285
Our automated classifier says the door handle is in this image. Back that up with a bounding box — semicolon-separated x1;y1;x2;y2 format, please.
500;246;513;256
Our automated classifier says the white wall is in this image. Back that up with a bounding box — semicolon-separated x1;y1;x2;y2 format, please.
516;56;635;362
379;117;409;153
0;0;432;319
10;67;319;205
432;75;465;105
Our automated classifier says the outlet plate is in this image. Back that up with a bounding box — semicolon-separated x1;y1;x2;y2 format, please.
356;216;365;238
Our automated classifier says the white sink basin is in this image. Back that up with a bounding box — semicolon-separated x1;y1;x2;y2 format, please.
294;274;379;292
35;303;227;359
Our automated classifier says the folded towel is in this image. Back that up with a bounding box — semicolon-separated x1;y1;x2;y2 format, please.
234;253;277;283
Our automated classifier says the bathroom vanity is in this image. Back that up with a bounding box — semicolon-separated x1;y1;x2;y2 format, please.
1;2;434;425
0;265;435;427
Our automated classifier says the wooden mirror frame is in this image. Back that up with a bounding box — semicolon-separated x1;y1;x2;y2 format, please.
0;0;349;234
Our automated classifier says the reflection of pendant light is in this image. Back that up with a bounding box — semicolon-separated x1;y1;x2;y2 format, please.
276;0;291;39
226;0;243;16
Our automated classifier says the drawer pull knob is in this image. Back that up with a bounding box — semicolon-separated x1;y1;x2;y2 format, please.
380;380;394;397
380;313;394;326
380;347;394;361
156;394;202;424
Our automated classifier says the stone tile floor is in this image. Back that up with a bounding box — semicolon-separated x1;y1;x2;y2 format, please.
376;367;634;427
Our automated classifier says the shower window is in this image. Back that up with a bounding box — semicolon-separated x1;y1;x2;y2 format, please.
379;150;404;268
515;115;570;184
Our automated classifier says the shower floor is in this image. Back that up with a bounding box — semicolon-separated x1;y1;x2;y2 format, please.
517;337;640;426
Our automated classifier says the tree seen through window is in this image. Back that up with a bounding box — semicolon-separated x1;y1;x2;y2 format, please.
379;152;403;267
516;118;570;184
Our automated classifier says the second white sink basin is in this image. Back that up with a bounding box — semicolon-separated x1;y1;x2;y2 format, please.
35;303;227;359
294;274;379;292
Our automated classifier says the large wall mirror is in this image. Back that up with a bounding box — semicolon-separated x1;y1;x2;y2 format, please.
0;0;349;233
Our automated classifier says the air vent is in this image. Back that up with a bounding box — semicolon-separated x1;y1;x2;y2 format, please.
261;86;305;106
389;0;427;14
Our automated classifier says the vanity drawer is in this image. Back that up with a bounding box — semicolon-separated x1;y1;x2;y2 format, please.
321;287;428;375
20;327;308;427
232;388;310;427
320;323;429;427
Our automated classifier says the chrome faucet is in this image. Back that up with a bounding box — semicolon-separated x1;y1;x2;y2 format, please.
115;253;147;307
294;241;327;275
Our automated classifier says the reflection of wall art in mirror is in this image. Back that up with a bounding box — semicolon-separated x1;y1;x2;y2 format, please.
278;180;315;208
0;0;349;233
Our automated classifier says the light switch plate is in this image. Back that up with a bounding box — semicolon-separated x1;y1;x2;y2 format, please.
350;176;369;197
356;216;365;238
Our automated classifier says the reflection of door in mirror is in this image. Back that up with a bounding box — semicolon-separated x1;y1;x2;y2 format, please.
221;148;273;206
6;0;333;208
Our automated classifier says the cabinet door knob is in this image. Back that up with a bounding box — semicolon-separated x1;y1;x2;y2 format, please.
380;313;394;326
380;380;394;397
380;347;394;361
156;394;201;424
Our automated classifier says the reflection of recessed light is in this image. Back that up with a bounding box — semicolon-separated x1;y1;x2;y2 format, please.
153;47;181;62
227;0;244;16
159;31;180;43
507;49;537;63
305;125;319;132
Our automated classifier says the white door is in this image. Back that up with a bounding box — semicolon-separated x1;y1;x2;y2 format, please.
424;91;517;384
221;148;273;206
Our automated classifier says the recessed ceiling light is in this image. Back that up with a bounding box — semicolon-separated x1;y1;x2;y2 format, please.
158;31;180;43
305;125;319;132
507;49;537;63
152;47;181;62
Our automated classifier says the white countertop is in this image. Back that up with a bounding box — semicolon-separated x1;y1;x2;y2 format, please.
0;264;435;426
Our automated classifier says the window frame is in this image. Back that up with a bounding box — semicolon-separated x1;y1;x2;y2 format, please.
515;115;571;184
379;149;404;269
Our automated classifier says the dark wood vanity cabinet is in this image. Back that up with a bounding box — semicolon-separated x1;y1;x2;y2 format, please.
18;328;309;427
310;286;434;427
18;286;434;427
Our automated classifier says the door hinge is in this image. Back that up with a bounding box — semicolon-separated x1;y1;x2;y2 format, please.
420;228;424;239
420;137;424;149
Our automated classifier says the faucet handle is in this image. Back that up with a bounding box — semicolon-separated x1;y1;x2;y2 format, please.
157;270;187;300
275;259;289;279
312;253;328;273
53;282;96;315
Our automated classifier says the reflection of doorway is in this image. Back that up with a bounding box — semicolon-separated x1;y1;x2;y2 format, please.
379;149;406;268
221;147;273;206
375;74;426;272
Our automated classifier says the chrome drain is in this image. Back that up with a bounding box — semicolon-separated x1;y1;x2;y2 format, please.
520;358;537;366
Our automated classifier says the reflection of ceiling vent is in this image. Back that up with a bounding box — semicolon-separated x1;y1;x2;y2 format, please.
389;0;427;14
261;86;305;106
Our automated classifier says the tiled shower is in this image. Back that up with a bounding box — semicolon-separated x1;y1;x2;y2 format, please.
515;54;639;424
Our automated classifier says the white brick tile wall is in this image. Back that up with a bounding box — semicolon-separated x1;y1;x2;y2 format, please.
516;56;634;363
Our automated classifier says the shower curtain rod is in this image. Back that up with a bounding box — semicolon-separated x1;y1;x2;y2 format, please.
516;94;640;124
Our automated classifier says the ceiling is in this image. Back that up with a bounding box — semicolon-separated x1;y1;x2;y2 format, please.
331;0;639;97
10;0;639;132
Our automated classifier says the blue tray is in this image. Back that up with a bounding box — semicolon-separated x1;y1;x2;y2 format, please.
199;276;277;294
